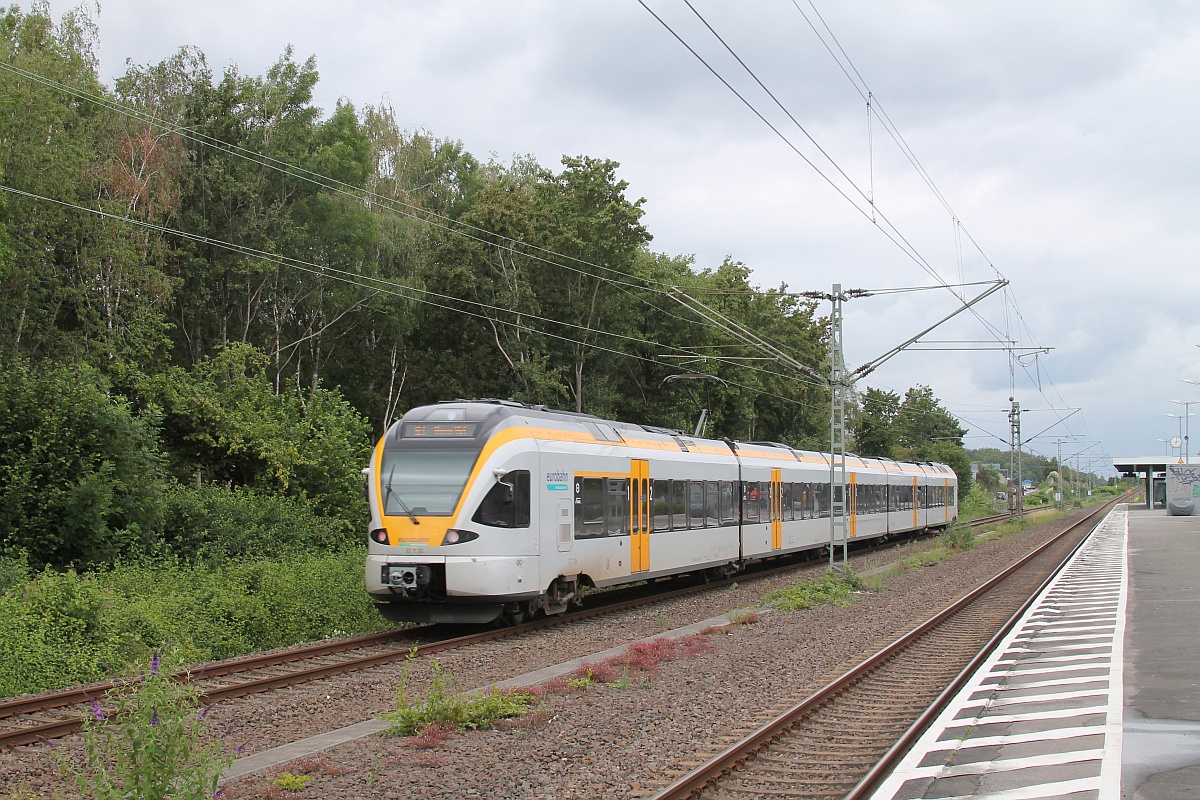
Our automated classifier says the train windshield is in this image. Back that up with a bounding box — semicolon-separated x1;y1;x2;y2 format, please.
380;449;478;516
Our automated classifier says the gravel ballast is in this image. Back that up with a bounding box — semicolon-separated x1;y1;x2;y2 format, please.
0;509;1100;799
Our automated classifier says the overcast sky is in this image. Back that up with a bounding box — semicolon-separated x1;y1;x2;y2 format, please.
71;0;1200;473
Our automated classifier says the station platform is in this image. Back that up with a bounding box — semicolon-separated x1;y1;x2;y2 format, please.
869;504;1200;800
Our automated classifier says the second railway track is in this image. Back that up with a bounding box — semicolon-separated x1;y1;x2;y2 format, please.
648;498;1121;800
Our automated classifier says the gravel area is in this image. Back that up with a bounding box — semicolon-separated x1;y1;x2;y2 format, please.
0;509;1098;799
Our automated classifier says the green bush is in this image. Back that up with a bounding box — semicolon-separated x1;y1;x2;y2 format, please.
159;483;354;561
958;483;996;520
0;356;168;567
142;344;371;531
937;521;977;551
0;550;387;697
382;657;536;736
760;568;862;611
56;654;231;800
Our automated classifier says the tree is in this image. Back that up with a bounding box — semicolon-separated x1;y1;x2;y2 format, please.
895;385;966;449
854;388;901;457
533;155;650;413
0;356;167;567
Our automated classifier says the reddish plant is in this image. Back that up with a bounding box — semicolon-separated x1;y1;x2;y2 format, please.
406;721;457;750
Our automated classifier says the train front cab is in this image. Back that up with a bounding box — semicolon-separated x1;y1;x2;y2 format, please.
366;404;546;624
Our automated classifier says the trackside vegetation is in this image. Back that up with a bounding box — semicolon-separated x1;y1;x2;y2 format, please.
0;4;1102;704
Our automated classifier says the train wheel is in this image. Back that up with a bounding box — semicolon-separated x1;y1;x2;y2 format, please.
500;602;527;626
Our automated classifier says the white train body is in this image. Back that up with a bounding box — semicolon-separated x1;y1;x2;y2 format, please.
365;400;958;624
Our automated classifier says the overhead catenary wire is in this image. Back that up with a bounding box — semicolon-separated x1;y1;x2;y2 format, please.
640;0;1094;455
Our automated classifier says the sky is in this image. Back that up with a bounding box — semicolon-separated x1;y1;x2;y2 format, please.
66;0;1200;474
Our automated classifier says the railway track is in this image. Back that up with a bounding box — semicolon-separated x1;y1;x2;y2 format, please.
646;497;1123;800
0;505;1057;751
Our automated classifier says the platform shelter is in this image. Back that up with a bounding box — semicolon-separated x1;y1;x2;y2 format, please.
1113;456;1174;509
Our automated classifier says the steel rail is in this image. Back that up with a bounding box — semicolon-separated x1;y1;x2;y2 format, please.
0;502;1047;751
647;496;1123;800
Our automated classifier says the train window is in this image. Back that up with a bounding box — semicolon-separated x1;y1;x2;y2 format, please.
606;479;629;536
705;481;720;527
671;481;687;529
688;481;705;528
743;482;759;523
817;483;831;518
472;470;530;528
652;480;670;532
719;481;736;524
781;483;793;521
575;477;605;538
756;482;769;521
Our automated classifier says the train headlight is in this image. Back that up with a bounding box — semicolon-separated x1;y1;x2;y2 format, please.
441;529;479;546
369;528;389;544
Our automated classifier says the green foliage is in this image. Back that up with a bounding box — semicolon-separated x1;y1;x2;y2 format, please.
382;656;536;736
937;521;977;551
855;388;901;457
958;482;996;520
56;654;231;800
760;568;863;611
159;482;350;561
272;772;314;792
0;549;385;697
0;356;167;567
144;343;371;530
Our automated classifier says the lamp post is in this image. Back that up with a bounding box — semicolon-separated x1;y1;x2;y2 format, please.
1170;400;1199;464
1180;380;1200;462
1158;438;1172;456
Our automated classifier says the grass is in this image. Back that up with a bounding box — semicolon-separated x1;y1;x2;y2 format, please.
381;655;538;736
759;567;863;611
0;548;388;697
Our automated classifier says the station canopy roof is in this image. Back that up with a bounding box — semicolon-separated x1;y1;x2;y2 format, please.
1112;456;1185;474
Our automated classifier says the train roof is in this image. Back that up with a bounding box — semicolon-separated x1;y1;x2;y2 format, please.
396;400;957;475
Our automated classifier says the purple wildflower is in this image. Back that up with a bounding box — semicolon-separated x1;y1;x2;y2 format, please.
197;706;209;721
150;653;160;676
90;700;104;723
151;711;158;727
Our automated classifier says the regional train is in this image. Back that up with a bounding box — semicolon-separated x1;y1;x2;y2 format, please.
365;400;958;624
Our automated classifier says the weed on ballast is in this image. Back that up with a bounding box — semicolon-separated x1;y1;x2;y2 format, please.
759;567;863;611
54;652;232;800
380;652;537;736
937;522;978;551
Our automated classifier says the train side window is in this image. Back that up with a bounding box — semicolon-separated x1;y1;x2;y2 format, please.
781;483;793;521
685;481;703;528
652;479;670;532
606;478;629;536
743;482;759;523
472;470;530;528
719;481;736;524
755;481;768;520
575;477;605;538
671;480;687;530
705;481;720;527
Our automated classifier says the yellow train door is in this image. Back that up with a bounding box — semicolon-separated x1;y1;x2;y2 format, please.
630;459;650;572
848;472;858;538
770;468;783;550
912;477;919;528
